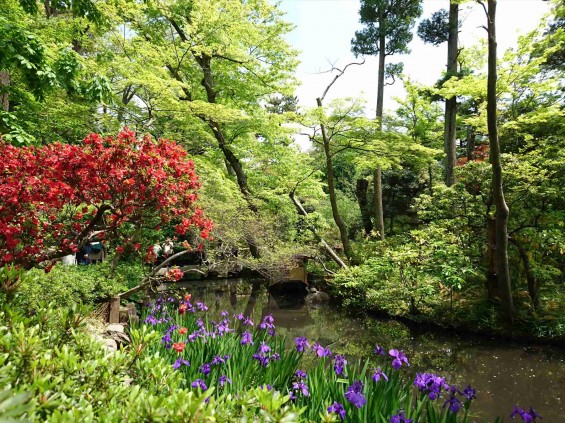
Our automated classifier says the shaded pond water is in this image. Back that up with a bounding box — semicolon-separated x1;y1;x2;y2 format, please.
164;278;565;421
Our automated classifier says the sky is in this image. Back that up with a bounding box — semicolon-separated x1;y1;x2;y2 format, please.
276;0;552;116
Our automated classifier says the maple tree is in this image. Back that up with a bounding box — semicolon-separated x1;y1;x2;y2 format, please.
0;128;213;269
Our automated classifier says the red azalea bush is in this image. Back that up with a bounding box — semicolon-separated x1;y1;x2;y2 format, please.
0;128;213;269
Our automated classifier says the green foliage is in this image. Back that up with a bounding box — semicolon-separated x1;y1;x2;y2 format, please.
0;302;306;422
14;261;142;311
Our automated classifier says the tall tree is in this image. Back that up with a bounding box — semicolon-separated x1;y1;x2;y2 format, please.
418;2;460;186
117;0;298;259
351;0;422;239
482;0;514;317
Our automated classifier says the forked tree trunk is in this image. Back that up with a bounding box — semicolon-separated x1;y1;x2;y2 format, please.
486;0;514;318
444;2;459;186
317;97;355;263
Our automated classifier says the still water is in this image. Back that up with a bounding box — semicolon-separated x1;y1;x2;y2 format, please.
167;278;565;422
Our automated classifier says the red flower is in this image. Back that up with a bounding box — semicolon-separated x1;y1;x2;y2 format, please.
172;342;185;353
116;246;124;254
178;327;188;335
179;303;188;314
166;267;184;282
184;294;192;302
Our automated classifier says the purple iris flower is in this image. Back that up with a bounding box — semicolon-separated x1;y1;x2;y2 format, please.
235;313;245;321
292;381;309;397
511;406;542;423
259;384;273;391
389;349;410;370
243;317;254;327
196;318;205;328
413;373;449;400
196;301;208;311
144;315;157;325
253;353;270;367
219;374;232;387
241;331;254;346
295;369;307;379
463;385;477;401
191;379;207;390
221;310;229;317
372;366;388;382
173;357;190;370
258;314;276;335
312;342;332;358
345;380;366;409
390;410;412;423
161;333;173;348
327;402;346;421
333;355;347;376
444;395;463;413
374;344;385;356
211;354;230;365
295;337;310;352
259;342;271;354
199;363;211;376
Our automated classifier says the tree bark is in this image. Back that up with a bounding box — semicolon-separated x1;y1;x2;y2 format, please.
509;237;539;310
317;97;355;263
289;191;347;269
486;0;514;317
373;167;385;240
373;29;386;240
466;126;476;161
355;178;373;236
0;70;9;112
444;2;459;186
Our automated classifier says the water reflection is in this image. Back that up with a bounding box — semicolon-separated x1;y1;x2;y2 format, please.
167;278;565;421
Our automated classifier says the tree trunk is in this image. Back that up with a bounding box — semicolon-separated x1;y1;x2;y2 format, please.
355;178;373;236
428;163;434;196
466;126;476;161
317;97;355;263
0;70;9;112
372;31;386;240
509;237;539;310
485;217;499;300
289;191;347;269
191;54;259;257
486;0;514;317
373;167;385;240
444;2;459;186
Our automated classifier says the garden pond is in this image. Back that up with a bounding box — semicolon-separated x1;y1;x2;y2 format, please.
161;278;565;421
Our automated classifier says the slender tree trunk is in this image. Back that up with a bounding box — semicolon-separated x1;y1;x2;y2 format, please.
0;70;9;112
444;2;459;186
317;97;355;263
466;126;476;161
486;217;498;299
486;0;514;317
428;163;434;196
355;178;373;236
373;167;385;240
373;31;386;240
289;191;347;269
509;237;539;310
